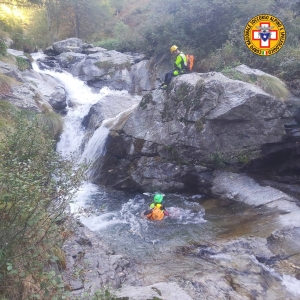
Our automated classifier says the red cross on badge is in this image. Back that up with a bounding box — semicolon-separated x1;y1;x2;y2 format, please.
252;22;278;48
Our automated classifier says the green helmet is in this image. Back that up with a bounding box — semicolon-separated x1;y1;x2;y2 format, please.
153;193;164;204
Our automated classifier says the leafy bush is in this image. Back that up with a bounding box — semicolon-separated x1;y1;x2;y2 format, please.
95;38;119;50
15;56;31;71
36;112;64;139
0;112;85;299
77;287;119;300
0;39;6;56
12;33;36;53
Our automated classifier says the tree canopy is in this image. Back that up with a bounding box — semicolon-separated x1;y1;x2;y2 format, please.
1;0;300;83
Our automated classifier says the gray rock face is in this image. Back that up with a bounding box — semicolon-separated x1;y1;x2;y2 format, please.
56;52;86;69
22;70;67;114
69;50;133;91
9;83;42;112
116;282;194;300
96;72;288;193
52;38;83;54
0;61;66;113
212;171;298;208
40;38;154;93
7;49;31;66
0;61;24;82
62;222;136;295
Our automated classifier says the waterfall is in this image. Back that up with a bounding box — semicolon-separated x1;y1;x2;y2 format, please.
31;53;140;215
80;104;138;179
31;53;139;165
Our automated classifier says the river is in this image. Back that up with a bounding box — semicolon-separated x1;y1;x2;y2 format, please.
32;55;300;299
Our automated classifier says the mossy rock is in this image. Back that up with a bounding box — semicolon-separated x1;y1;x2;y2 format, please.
222;68;257;83
94;60;131;71
256;74;289;100
36;112;64;138
222;68;289;100
139;93;155;109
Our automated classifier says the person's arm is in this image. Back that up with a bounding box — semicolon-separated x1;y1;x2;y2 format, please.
160;205;169;216
143;209;152;215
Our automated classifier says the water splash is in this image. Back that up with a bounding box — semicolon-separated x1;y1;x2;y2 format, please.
80;104;138;167
282;274;300;296
167;200;206;224
255;255;300;297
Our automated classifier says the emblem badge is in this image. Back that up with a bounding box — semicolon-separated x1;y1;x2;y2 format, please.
244;14;286;56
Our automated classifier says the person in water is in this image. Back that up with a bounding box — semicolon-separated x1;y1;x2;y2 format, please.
143;193;169;220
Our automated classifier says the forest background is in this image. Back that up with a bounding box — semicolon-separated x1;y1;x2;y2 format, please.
1;0;300;83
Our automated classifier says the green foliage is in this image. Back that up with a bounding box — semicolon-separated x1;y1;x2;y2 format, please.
12;32;36;53
96;21;141;53
0;6;23;36
221;68;256;83
0;112;86;299
77;287;119;300
25;8;49;49
15;56;31;71
210;152;226;168
0;100;19;130
0;39;7;56
36;112;64;139
96;38;119;50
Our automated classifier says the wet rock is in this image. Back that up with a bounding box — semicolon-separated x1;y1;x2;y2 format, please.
7;49;32;68
82;46;107;55
116;282;194;300
44;45;59;56
212;171;298;208
22;69;67;114
56;52;86;69
75;236;92;246
267;227;300;257
62;221;136;296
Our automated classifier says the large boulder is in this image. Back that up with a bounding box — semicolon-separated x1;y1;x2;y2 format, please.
52;37;83;54
39;38;154;93
7;49;32;68
69;50;134;91
94;71;289;193
22;70;67;114
0;61;66;113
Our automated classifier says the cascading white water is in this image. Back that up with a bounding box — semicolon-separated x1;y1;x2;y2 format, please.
32;53;138;162
31;53;140;214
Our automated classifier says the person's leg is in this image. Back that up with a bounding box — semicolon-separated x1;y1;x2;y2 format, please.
164;71;174;85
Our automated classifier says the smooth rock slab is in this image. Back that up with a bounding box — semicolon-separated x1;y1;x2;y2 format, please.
116;282;193;300
212;171;298;208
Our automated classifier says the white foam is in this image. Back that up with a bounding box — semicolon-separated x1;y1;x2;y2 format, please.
70;182;99;213
79;212;125;231
167;205;206;224
282;274;300;296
